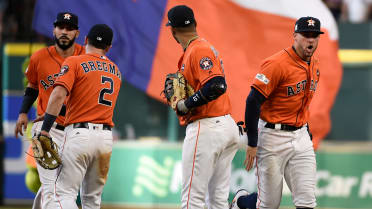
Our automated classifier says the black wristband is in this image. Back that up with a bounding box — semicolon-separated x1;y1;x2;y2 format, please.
41;113;57;132
59;104;66;116
19;87;38;113
184;90;208;109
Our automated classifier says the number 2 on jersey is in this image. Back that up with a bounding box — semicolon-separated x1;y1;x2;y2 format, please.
99;76;113;106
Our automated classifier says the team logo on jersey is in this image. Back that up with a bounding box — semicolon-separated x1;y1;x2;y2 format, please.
181;64;185;71
256;74;270;84
200;57;213;70
59;65;69;76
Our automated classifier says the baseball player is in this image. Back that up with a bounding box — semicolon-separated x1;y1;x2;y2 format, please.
39;24;121;209
230;16;323;209
166;5;240;209
14;12;84;209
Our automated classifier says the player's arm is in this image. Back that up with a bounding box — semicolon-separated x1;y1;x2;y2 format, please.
245;87;266;147
14;83;39;138
40;86;68;136
177;76;227;114
244;87;266;171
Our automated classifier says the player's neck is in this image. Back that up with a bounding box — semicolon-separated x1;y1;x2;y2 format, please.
292;45;311;62
55;44;75;58
179;33;199;51
85;45;106;56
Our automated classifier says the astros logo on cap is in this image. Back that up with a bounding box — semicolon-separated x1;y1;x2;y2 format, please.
64;13;71;20
307;19;315;26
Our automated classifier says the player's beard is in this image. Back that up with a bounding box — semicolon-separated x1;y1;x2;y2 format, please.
54;35;76;51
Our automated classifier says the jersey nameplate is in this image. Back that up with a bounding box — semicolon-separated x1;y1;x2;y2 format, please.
80;61;121;80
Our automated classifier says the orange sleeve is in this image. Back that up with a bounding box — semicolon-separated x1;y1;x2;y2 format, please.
54;57;78;95
252;60;282;98
25;55;38;86
191;46;224;85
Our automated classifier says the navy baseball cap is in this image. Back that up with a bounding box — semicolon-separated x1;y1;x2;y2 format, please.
87;24;113;46
294;16;324;34
166;5;196;27
54;12;79;29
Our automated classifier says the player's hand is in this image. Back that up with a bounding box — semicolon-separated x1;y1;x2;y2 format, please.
244;146;257;171
176;99;189;115
40;130;51;138
14;113;29;138
33;114;45;123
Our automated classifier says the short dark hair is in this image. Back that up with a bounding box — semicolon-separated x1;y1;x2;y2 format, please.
173;22;197;33
87;40;109;50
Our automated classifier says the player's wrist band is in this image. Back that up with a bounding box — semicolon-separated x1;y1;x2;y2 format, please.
19;87;39;113
184;90;207;109
184;76;227;109
41;113;57;133
59;104;66;116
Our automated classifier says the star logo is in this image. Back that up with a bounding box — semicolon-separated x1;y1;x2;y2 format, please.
307;19;315;27
199;57;213;70
64;13;71;20
202;60;210;67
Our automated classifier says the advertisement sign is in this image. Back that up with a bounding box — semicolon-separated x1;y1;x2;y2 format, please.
103;141;372;209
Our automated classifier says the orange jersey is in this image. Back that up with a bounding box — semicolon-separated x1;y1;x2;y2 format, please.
252;47;320;127
178;37;231;123
55;53;122;127
25;44;85;124
25;144;37;168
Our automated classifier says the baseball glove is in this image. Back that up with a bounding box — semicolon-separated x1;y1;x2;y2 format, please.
163;72;194;112
31;134;62;170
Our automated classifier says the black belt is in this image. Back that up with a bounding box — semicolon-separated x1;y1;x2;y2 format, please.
73;122;111;131
55;124;65;131
265;122;302;131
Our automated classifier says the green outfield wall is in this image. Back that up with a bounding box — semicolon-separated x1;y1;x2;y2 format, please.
102;141;372;209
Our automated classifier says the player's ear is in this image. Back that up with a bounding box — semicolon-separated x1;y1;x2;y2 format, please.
171;27;176;36
75;30;80;39
84;36;88;45
105;45;112;53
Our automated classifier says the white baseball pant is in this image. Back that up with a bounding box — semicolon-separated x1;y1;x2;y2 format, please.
256;119;316;209
31;121;65;209
54;123;113;209
181;114;239;209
